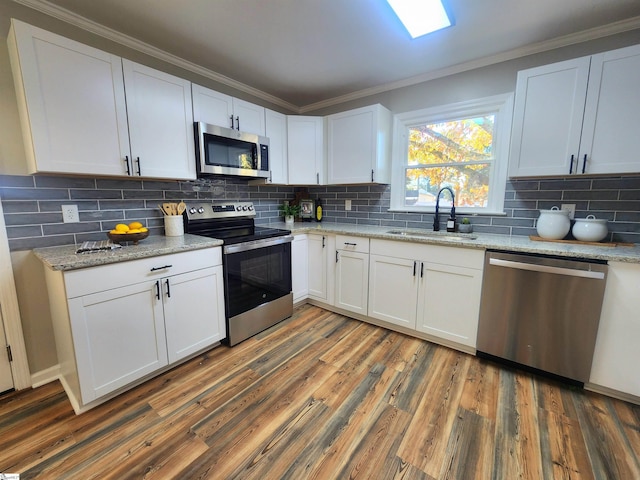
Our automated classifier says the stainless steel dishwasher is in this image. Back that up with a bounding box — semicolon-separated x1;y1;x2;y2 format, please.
477;250;608;384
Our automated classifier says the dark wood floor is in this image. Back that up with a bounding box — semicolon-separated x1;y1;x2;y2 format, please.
1;304;639;479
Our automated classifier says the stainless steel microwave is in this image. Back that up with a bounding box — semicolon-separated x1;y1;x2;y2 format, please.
195;122;269;178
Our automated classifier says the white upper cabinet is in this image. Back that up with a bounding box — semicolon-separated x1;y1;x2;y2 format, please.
264;109;288;184
8;20;196;180
8;19;131;177
287;116;325;185
122;60;196;180
509;43;640;177
509;57;590;177
192;84;265;136
580;45;640;175
327;104;392;184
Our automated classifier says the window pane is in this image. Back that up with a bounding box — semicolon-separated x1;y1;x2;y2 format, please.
408;115;495;166
405;164;490;207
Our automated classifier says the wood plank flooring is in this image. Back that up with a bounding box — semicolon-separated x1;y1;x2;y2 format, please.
1;304;639;479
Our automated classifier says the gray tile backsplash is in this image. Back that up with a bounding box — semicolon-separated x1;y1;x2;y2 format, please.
1;173;639;250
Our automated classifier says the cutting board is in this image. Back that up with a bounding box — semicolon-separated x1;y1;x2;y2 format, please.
528;235;634;248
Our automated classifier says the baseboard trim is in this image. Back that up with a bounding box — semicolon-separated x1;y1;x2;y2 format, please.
30;364;61;388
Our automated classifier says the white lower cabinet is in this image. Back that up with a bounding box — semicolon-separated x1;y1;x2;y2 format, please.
292;234;309;303
307;233;334;304
368;240;483;350
45;248;225;413
368;255;418;329
589;261;640;398
335;235;369;315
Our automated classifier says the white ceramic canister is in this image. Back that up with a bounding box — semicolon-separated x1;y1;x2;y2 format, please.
164;215;184;236
536;206;570;240
572;215;608;242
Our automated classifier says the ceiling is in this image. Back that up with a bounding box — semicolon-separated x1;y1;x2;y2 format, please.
17;0;640;111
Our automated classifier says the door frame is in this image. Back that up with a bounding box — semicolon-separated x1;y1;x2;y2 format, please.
0;200;31;390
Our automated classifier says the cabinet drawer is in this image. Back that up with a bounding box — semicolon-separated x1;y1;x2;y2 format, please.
371;239;483;269
336;235;369;253
64;247;222;298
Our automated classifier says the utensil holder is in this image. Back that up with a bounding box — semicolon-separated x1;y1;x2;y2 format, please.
164;215;184;237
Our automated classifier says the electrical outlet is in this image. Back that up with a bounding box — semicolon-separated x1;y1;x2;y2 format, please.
62;204;79;223
561;203;576;220
345;199;352;211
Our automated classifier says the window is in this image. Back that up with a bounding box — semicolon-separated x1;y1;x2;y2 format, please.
390;94;513;215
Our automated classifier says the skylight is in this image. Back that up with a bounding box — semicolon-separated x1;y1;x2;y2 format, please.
387;0;452;38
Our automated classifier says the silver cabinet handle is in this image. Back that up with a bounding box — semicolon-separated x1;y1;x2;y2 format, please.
489;258;605;279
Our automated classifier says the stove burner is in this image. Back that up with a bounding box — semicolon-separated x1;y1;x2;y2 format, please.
183;201;290;243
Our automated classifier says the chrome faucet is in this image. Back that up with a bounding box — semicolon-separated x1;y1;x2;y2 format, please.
433;186;456;231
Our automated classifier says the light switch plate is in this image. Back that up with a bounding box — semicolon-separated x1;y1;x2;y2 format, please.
561;203;576;220
62;204;79;223
345;199;352;211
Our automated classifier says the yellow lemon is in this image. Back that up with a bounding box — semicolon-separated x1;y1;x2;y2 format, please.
115;223;129;232
110;229;127;234
109;229;118;234
139;227;148;233
128;228;141;234
128;221;143;230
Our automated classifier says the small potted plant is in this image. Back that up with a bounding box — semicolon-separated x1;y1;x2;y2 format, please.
459;217;473;233
279;202;301;225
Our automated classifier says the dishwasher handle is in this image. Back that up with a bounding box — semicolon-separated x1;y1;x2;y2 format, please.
489;257;605;280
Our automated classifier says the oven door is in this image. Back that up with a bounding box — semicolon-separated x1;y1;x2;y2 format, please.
223;236;293;319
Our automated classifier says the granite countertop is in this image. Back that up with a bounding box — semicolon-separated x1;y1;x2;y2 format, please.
279;222;640;263
33;234;223;271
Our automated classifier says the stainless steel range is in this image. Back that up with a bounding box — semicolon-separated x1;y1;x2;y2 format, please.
183;201;293;346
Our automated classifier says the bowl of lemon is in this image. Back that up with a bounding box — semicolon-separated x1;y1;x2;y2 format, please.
107;221;149;245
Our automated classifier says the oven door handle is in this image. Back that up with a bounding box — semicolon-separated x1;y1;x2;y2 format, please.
223;235;294;254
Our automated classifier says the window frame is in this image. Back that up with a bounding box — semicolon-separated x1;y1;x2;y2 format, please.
390;93;514;215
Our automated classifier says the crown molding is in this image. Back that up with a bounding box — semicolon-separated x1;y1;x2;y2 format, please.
12;0;640;114
12;0;299;112
299;15;640;113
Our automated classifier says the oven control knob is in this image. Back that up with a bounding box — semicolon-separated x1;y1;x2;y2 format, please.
189;207;197;214
248;205;254;211
236;206;242;211
242;206;248;211
197;207;205;214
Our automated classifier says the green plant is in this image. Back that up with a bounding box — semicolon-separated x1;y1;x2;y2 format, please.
461;217;471;224
279;203;301;217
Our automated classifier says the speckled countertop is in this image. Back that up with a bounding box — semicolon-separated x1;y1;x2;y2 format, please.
279;222;640;263
33;234;223;271
33;224;640;271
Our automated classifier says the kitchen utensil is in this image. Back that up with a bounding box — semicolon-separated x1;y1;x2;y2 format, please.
536;206;570;240
162;203;174;216
177;202;187;215
572;215;608;242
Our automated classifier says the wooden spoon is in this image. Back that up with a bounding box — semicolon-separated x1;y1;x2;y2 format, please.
177;202;187;215
163;203;174;216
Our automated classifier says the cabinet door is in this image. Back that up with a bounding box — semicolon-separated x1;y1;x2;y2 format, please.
335;250;369;315
292;234;309;302
192;84;235;129
264;109;288;184
68;281;168;403
163;266;226;363
590;262;640;397
308;234;330;302
8;19;130;176
327;104;391;184
368;254;418;328
580;44;640;175
232;98;266;136
123;59;196;180
287;116;324;185
508;57;590;177
415;263;482;348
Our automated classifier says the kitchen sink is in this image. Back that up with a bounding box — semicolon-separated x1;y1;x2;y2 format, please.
385;230;476;241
